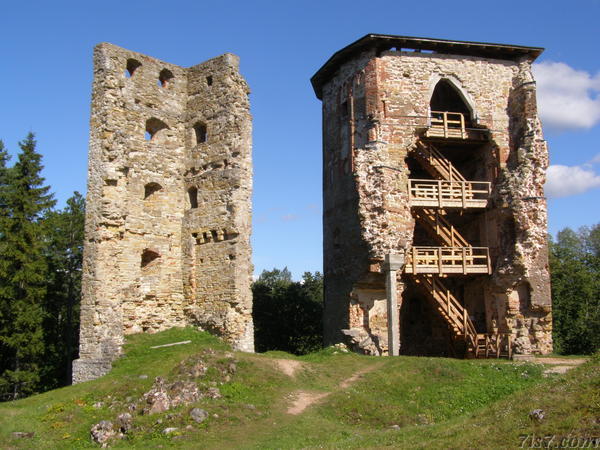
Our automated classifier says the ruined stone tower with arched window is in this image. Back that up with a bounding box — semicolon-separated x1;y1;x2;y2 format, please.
311;34;552;358
73;43;254;383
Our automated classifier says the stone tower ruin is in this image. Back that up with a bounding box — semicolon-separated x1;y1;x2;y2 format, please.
73;43;254;383
311;34;552;358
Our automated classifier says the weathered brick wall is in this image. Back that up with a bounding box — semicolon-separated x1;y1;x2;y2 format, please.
73;44;253;383
317;41;552;356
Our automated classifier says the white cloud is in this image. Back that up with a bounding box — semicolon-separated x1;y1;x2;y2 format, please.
281;213;299;222
533;61;600;131
545;164;600;198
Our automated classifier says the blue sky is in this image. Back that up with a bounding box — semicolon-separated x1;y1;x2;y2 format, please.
1;0;599;279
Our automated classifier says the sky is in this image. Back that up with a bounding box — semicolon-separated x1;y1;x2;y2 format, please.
1;0;599;279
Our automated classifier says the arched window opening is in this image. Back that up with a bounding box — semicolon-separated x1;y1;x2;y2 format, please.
428;79;475;137
194;122;207;144
188;186;198;209
430;79;472;120
126;59;142;78
141;249;160;268
206;75;213;86
158;68;174;88
144;182;162;199
145;118;169;141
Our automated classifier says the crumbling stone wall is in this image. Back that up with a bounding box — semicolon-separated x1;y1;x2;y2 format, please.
73;43;253;383
313;36;552;357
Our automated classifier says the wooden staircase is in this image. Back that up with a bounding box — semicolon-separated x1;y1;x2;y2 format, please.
413;141;466;182
412;274;478;356
405;135;507;358
408;142;491;209
413;208;469;248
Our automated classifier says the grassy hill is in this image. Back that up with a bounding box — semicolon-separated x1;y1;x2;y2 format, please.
1;328;598;449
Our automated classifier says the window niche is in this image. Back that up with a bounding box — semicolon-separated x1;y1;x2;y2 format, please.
193;122;207;144
145;117;169;141
144;182;162;199
188;186;198;209
158;68;174;88
141;248;160;268
125;58;142;78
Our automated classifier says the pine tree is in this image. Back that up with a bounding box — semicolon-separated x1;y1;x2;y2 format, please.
43;192;85;387
0;140;13;399
0;133;55;399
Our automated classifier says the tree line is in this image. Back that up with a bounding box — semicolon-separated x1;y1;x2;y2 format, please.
0;133;597;401
549;224;600;354
0;134;84;400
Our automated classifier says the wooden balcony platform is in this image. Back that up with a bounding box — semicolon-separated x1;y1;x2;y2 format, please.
409;179;491;208
423;111;489;141
404;246;491;275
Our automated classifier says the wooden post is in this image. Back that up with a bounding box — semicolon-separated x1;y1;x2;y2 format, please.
485;335;489;358
496;334;501;358
384;254;405;356
412;247;417;274
443;112;448;138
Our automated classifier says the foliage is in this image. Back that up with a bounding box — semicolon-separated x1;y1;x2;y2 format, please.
42;192;85;387
253;268;323;355
0;134;84;400
0;133;56;400
550;224;600;354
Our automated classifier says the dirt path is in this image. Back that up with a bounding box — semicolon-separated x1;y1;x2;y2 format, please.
534;356;587;375
286;365;379;415
273;359;304;377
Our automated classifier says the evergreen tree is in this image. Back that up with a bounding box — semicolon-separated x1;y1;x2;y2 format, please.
0;133;55;399
42;192;85;387
0;140;13;399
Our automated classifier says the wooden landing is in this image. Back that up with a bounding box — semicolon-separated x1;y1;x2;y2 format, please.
409;179;490;209
404;246;491;275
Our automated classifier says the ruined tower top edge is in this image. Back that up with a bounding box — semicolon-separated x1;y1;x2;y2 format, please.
95;42;243;72
311;33;544;99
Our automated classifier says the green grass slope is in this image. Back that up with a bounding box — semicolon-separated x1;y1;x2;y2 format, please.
0;328;597;449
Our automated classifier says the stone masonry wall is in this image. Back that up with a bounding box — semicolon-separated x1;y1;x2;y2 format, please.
319;43;552;356
73;44;253;383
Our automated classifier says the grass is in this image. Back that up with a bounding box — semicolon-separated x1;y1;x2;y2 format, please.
0;328;597;449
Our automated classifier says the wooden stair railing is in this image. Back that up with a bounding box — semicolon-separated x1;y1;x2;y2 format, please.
474;333;512;359
405;246;491;275
408;179;491;208
412;275;511;358
413;208;470;248
412;274;478;354
413;141;466;182
428;111;468;139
